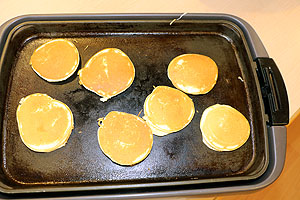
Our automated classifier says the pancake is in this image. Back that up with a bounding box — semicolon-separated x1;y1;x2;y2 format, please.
168;54;218;94
16;93;74;152
200;104;250;151
98;111;153;165
143;86;195;136
30;39;79;82
78;48;135;102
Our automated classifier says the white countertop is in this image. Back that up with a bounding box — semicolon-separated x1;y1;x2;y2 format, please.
1;0;299;119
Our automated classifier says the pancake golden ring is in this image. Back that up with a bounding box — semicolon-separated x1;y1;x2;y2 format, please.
30;39;80;82
143;86;195;136
168;54;218;94
200;104;250;151
78;48;135;102
16;93;74;152
98;111;153;166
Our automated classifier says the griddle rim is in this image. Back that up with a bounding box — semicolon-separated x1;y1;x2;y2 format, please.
0;13;285;197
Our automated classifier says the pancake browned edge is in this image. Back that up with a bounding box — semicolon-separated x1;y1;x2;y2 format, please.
30;39;80;82
143;86;195;136
98;111;153;166
16;93;74;152
200;104;250;151
78;48;135;102
167;54;218;94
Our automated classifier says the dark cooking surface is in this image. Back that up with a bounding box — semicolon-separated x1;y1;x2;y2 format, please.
0;21;266;189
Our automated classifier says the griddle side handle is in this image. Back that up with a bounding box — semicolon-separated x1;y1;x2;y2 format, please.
256;58;289;125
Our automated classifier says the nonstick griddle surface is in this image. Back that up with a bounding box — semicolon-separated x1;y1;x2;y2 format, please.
0;20;267;191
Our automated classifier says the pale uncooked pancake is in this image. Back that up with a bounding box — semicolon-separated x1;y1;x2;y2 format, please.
98;111;153;165
200;104;250;151
168;54;218;94
30;39;79;82
143;86;195;136
16;93;74;152
78;48;135;102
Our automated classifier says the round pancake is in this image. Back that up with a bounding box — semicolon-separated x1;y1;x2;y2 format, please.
143;86;195;136
78;48;135;102
168;54;218;94
200;104;250;151
16;93;74;152
30;39;79;82
98;111;153;166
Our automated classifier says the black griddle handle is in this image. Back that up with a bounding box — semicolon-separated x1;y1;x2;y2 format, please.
256;58;289;125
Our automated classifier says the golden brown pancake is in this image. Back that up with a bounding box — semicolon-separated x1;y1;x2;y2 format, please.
30;39;79;82
98;111;153;166
143;86;195;136
200;104;250;151
78;48;135;102
168;54;218;94
16;93;74;152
